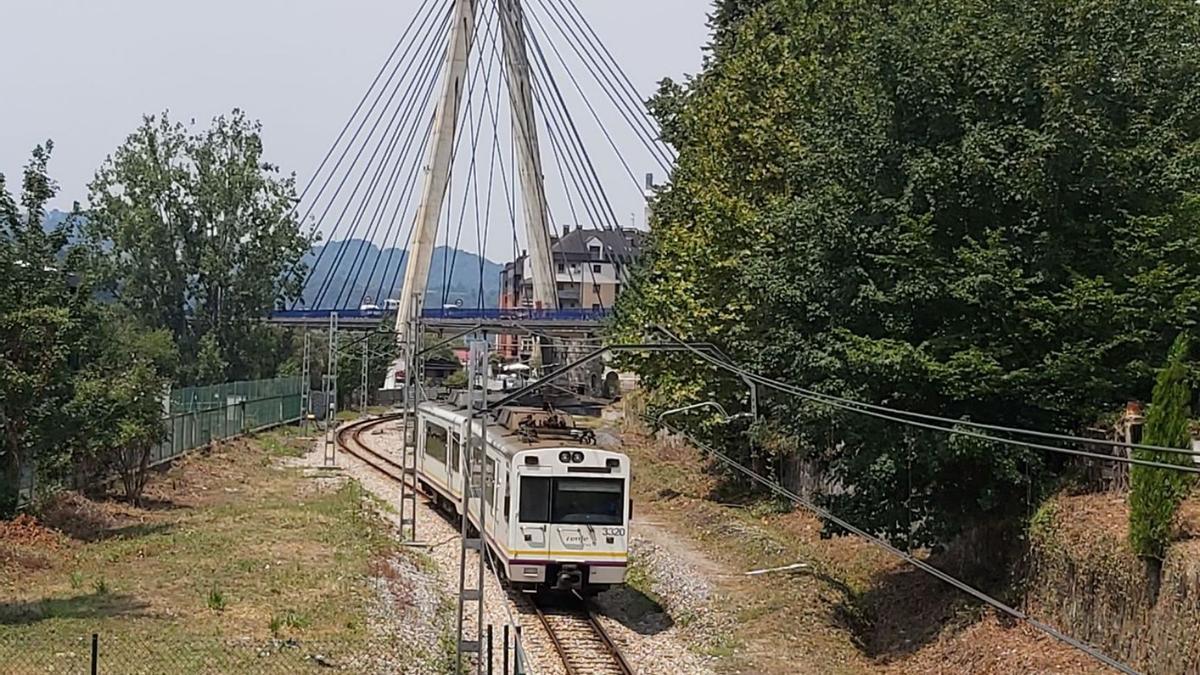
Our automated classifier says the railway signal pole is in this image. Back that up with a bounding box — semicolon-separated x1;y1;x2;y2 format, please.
301;328;312;428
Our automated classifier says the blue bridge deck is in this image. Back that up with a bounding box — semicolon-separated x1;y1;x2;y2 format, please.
269;308;611;330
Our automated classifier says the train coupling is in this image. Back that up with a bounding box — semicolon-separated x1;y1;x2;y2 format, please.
554;565;584;590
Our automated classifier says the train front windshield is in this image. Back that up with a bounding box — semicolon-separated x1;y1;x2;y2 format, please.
520;477;624;525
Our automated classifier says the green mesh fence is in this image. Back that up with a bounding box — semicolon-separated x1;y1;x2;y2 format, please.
152;377;304;468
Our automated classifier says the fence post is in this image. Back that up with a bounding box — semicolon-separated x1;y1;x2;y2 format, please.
487;624;494;675
91;633;98;675
503;625;509;675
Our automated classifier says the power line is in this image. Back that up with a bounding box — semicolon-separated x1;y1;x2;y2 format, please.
653;325;1200;474
649;416;1138;675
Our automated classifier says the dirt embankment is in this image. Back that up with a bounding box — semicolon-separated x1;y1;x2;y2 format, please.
614;424;1120;674
1025;492;1200;674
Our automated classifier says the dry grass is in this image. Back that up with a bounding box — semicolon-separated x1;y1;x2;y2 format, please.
0;428;395;674
619;424;1128;674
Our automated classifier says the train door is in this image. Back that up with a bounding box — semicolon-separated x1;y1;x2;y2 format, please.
448;431;462;496
487;456;506;547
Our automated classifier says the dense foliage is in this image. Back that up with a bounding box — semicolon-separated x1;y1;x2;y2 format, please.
1129;335;1195;561
0;146;175;512
87;110;310;384
618;0;1200;546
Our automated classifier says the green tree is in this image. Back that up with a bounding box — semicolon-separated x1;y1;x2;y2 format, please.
67;312;178;505
618;0;1200;546
1129;335;1195;563
0;144;95;512
87;110;311;384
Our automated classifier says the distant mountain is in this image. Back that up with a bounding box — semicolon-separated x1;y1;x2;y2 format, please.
299;240;503;309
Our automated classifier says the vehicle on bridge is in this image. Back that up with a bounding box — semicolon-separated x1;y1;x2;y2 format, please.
415;401;630;594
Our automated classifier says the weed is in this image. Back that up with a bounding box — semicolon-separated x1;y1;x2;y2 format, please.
92;578;109;595
206;586;227;612
68;571;83;590
270;609;310;636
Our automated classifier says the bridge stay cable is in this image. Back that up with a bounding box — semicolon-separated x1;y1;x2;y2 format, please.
524;21;643;288
333;42;452;310
311;17;451;307
310;19;453;307
549;0;676;162
298;6;454;306
291;0;441;229
443;0;503;310
529;0;673;175
292;0;447;291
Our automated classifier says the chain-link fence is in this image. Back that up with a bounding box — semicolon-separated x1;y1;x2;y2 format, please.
0;633;371;674
0;629;531;674
14;376;304;510
156;377;305;469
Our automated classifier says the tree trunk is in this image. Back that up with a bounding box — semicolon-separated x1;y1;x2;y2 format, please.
1144;556;1164;607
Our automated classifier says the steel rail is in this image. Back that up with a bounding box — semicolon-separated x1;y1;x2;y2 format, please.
531;594;633;675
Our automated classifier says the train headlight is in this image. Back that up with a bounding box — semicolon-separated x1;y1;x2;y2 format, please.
571;451;584;463
559;451;572;464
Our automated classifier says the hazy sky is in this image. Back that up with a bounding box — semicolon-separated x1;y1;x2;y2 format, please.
1;1;713;260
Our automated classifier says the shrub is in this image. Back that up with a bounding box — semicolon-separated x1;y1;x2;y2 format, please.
1129;334;1196;561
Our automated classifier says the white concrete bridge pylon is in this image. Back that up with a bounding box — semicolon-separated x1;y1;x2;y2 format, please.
395;0;559;343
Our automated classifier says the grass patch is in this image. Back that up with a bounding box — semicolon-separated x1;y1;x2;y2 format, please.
0;433;396;674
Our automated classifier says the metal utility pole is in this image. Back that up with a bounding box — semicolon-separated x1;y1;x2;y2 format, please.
456;339;490;673
396;0;479;343
301;329;312;425
360;336;370;413
499;0;558;311
323;312;339;467
398;305;419;543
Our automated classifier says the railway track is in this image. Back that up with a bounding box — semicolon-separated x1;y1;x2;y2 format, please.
335;414;636;675
532;594;635;675
334;414;409;482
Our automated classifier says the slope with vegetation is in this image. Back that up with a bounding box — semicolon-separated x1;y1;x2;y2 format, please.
616;0;1200;550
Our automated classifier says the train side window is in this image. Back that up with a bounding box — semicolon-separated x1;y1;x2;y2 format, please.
449;433;461;472
426;424;448;464
504;479;511;518
519;477;551;523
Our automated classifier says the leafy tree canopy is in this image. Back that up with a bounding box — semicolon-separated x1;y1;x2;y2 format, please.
87;110;311;384
618;0;1200;546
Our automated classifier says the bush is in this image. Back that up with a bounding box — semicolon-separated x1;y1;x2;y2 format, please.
1129;334;1196;561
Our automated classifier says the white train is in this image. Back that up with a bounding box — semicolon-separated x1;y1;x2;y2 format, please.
414;400;630;593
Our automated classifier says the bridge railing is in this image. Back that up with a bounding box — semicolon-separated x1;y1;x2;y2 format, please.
420;307;612;321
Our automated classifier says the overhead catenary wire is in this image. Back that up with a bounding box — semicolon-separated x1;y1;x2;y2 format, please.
653;325;1200;474
649;417;1139;675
